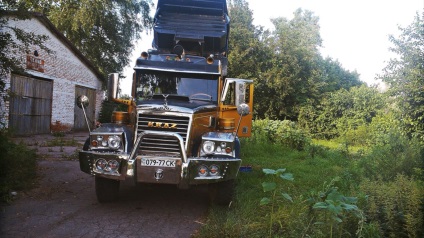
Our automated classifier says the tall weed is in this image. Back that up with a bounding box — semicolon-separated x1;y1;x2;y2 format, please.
359;175;424;237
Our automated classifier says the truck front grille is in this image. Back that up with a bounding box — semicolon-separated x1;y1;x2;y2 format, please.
137;114;190;157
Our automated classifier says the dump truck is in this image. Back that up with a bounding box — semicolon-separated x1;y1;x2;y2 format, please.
77;0;253;205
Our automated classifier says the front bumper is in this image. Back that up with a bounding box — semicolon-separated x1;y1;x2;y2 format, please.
79;151;241;185
79;130;241;186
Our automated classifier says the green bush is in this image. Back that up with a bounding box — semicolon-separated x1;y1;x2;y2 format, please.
359;132;423;181
0;130;37;203
359;175;424;237
251;119;311;150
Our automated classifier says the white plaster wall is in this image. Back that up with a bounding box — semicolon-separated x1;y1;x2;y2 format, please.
3;16;103;128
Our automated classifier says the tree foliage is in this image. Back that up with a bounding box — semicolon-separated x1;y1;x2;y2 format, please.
299;85;387;139
379;11;424;142
18;0;153;77
227;4;362;120
0;2;52;94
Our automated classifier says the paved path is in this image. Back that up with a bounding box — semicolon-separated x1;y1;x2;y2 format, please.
1;133;209;238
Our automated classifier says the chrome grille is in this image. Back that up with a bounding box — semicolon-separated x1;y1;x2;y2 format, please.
137;114;190;156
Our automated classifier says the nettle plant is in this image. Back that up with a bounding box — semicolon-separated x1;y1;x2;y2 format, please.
260;168;294;237
310;177;365;238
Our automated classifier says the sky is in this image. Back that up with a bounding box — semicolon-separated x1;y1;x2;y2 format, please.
122;0;423;95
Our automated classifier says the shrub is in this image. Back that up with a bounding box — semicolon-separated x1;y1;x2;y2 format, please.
0;130;37;203
252;119;311;150
359;175;424;237
359;133;423;181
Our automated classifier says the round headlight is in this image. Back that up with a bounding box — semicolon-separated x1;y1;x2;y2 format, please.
95;159;107;171
198;165;208;177
202;140;215;154
209;165;220;176
108;135;121;149
108;160;120;172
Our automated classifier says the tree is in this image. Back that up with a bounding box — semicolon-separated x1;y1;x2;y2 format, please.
227;5;362;120
0;2;52;100
260;9;324;120
379;11;424;142
319;57;362;92
19;0;153;78
227;0;274;118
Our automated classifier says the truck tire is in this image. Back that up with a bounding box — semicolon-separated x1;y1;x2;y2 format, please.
95;177;120;203
209;180;235;206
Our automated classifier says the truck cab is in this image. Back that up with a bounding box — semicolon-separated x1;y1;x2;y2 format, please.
78;0;253;205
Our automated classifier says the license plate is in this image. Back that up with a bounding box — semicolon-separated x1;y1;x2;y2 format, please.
141;158;176;167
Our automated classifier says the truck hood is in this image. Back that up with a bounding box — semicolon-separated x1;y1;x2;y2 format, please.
137;97;217;113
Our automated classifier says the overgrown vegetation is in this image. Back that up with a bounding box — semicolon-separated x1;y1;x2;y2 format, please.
195;119;423;238
0;130;37;203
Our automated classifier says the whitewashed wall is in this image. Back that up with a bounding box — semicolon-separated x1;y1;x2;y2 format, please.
2;16;103;130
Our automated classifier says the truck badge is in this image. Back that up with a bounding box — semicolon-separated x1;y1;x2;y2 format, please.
155;169;164;180
163;94;169;110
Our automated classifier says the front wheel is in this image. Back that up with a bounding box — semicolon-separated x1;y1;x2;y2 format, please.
209;180;235;206
95;177;120;203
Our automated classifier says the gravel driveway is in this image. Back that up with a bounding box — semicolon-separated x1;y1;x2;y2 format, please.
0;133;209;238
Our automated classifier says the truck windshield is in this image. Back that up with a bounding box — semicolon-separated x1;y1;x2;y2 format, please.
135;72;218;102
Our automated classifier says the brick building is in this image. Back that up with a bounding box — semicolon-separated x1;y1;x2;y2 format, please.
1;12;104;135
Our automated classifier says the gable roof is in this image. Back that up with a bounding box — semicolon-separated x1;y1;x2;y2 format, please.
4;11;104;81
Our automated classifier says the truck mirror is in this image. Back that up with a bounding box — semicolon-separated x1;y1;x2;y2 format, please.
108;73;119;101
237;103;250;116
76;95;89;109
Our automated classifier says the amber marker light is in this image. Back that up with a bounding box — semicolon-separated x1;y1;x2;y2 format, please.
91;140;98;147
141;51;149;59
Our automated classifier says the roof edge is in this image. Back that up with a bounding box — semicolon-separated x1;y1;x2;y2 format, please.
3;11;105;82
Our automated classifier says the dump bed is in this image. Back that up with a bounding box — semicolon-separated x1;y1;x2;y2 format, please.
153;0;229;57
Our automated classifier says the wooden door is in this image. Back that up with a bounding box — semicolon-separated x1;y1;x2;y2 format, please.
9;74;53;135
74;86;96;131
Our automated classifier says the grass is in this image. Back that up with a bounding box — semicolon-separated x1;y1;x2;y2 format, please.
0;132;38;203
194;140;367;238
195;132;423;238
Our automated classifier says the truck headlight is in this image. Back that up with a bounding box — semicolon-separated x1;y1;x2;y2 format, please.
90;133;124;151
209;165;220;176
108;160;120;172
95;159;108;170
108;135;121;150
202;140;215;154
200;132;236;157
94;159;120;174
198;165;208;177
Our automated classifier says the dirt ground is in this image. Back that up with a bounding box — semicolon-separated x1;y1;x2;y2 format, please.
0;132;210;238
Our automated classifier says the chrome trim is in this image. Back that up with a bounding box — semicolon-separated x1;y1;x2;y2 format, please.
202;132;235;142
128;131;188;175
194;176;223;180
136;111;193;152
